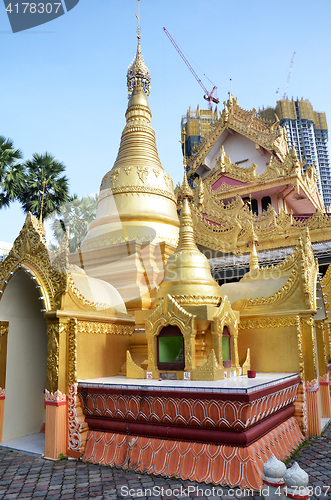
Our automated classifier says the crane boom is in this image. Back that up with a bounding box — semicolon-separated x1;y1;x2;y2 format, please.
163;27;219;105
283;51;296;99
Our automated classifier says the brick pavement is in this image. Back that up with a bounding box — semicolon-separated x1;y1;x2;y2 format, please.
0;425;331;500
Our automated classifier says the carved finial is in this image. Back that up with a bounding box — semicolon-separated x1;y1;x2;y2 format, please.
248;221;259;274
219;145;227;172
181;170;194;201
136;0;140;39
127;0;151;97
198;178;204;209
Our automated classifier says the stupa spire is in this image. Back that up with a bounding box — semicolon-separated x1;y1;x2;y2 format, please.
83;8;179;254
156;170;222;306
127;0;151;97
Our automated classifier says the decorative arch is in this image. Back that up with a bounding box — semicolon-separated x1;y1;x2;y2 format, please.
145;294;196;374
212;295;240;369
0;213;67;312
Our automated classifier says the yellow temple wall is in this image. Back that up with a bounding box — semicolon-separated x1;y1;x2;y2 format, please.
76;321;131;380
300;318;318;382
238;321;300;373
315;320;327;376
324;321;331;363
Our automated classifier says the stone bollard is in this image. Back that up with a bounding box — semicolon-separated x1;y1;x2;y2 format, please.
262;453;286;500
284;462;310;500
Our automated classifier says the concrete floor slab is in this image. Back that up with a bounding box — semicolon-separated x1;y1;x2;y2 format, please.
1;432;45;455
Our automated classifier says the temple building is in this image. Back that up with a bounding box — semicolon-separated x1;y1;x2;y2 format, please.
181;96;331;282
0;21;331;491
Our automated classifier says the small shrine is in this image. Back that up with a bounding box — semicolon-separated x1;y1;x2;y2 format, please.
128;174;242;381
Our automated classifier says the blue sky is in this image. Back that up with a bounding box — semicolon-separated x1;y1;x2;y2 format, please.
1;0;331;243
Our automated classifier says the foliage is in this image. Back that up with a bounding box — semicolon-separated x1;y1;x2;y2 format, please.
49;194;98;253
0;136;24;208
18;152;70;218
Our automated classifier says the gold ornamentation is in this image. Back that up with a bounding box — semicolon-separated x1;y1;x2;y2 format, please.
212;296;239;367
103;185;176;202
163;173;173;189
81;231;178;252
171;294;221;306
242;349;251;375
76;321;134;336
46;323;61;393
109;168;120;185
295;316;305;380
0;323;8;337
127;36;151;97
137;166;149;183
68;319;77;385
239;316;297;330
145;295;196;374
191;349;223;381
0;213;67;310
124;165;133;176
146;294;195;336
126;351;145;379
245;267;298;307
67;273;116;312
153;168;161;178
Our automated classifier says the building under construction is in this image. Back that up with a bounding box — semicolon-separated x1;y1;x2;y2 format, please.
260;98;331;208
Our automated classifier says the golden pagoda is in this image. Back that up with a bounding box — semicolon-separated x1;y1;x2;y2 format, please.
70;28;179;311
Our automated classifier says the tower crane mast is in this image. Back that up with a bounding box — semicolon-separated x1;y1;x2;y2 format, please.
163;27;219;106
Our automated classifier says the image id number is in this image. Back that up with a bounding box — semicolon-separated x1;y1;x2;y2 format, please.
6;3;62;14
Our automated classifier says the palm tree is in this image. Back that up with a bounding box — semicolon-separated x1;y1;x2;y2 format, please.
49;194;98;252
19;152;70;219
0;136;24;208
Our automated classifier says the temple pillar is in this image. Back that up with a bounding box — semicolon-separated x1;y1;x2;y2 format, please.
44;319;68;459
44;391;67;459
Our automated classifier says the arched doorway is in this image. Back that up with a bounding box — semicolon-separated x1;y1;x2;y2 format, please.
0;271;47;441
157;325;185;371
222;326;232;368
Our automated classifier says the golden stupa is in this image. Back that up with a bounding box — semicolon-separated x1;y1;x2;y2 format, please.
82;31;179;249
156;172;222;306
70;29;179;310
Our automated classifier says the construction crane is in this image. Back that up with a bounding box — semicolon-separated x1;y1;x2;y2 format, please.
283;51;296;99
163;27;219;107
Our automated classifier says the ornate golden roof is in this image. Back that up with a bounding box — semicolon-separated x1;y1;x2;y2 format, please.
186;94;289;177
156;177;222;307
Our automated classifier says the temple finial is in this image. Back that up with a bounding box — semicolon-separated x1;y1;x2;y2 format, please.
127;0;150;97
136;0;141;40
248;221;259;274
181;166;194;201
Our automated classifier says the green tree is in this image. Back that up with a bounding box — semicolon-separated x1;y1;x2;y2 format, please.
19;152;70;219
49;194;98;253
0;136;24;208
